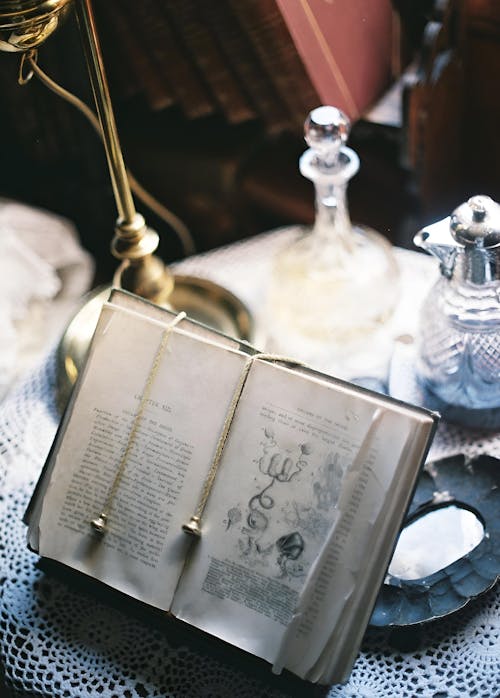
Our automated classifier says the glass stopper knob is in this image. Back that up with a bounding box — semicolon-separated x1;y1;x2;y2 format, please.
304;106;350;168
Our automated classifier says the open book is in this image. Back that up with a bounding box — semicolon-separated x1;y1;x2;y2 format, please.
25;289;437;685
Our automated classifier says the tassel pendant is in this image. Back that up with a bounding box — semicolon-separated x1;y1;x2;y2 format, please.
182;515;202;538
90;513;108;536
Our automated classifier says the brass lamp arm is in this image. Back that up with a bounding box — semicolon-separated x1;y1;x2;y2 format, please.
21;50;195;256
73;0;173;303
0;0;171;303
75;0;134;226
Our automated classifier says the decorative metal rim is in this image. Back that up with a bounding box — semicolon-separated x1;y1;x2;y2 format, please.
371;454;500;627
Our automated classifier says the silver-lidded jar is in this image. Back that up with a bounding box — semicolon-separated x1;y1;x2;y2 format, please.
414;195;500;428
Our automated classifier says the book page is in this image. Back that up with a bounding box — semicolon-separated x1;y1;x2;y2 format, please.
35;303;248;610
171;360;425;665
273;407;433;683
108;289;247;353
307;414;434;685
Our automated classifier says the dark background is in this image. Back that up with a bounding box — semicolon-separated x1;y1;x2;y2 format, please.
1;0;499;285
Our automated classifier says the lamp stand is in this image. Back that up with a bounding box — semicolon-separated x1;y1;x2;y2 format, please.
0;0;253;407
75;0;174;305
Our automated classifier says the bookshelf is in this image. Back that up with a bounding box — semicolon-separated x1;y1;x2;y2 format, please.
0;0;413;281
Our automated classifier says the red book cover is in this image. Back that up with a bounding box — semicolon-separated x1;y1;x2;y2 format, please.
275;0;395;120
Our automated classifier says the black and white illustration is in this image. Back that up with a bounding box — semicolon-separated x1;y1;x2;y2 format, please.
224;424;347;582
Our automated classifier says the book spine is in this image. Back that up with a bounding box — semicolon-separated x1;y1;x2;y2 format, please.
200;0;292;133
98;0;174;111
163;0;257;125
123;0;216;119
227;0;319;132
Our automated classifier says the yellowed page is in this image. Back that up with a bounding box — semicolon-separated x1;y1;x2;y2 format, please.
171;360;422;665
36;303;248;610
273;409;430;682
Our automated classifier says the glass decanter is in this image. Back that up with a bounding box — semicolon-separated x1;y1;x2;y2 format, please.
414;195;500;429
265;106;399;378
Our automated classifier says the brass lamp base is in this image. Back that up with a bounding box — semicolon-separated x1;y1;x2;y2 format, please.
56;275;254;410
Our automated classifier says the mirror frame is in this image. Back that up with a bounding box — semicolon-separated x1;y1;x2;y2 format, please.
371;454;500;627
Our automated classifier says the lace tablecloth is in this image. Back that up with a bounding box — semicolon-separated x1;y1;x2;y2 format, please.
1;228;500;697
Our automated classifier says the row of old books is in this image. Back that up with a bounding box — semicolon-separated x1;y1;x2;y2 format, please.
95;0;320;135
95;0;396;134
0;0;397;268
1;0;396;168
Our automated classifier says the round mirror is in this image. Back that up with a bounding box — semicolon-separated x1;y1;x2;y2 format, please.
388;504;484;580
371;454;500;627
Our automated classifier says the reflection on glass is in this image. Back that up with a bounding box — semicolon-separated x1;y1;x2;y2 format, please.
388;504;484;580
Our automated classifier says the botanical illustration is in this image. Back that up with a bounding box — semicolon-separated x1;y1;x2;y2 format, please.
224;425;347;581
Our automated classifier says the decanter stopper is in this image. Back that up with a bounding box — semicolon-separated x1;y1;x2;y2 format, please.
300;106;359;181
304;106;349;165
265;105;400;379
